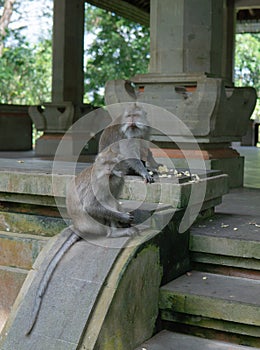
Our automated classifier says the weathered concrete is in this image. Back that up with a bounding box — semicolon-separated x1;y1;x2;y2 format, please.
92;244;161;350
0;226;164;349
0;193;196;349
234;146;260;189
164;156;245;188
0;229;130;349
160;271;260;338
0;211;66;236
0;105;32;151
105;79;257;142
0;267;27;334
0;159;229;211
104;0;256;189
190;213;260;270
0;231;47;269
0;157;229;348
217;187;260;217
136;330;255;350
29;0;91;156
156;187;260;347
190;187;260;272
149;0;227;76
52;0;84;105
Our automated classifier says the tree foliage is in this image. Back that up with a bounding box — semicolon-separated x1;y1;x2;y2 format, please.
0;0;52;105
84;5;150;105
0;32;52;104
235;33;260;89
235;33;260;119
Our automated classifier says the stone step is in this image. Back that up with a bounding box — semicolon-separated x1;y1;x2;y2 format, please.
135;330;255;350
0;231;48;270
0;266;27;332
0;210;66;237
190;214;260;271
159;271;260;342
0;232;47;332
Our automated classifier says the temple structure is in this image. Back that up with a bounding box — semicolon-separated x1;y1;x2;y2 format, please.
0;1;260;349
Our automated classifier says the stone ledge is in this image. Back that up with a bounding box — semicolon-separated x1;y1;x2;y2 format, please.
0;169;229;211
190;214;260;263
160;271;260;327
135;330;255;350
0;203;191;350
0;266;28;333
0;231;48;269
0;228;161;349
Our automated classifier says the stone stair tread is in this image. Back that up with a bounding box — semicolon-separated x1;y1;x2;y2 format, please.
161;271;260;305
191;214;260;242
190;214;260;261
135;330;254;349
160;271;260;326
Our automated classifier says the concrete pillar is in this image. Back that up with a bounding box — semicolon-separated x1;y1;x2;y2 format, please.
29;0;93;156
105;0;257;187
149;0;227;79
52;0;84;106
224;0;236;82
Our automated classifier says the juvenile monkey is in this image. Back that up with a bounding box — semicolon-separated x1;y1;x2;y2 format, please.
26;146;136;335
99;103;160;183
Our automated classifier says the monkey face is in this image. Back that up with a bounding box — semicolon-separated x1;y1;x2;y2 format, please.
121;111;149;139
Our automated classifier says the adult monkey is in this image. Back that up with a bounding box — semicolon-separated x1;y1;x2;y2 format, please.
99;102;160;183
26;145;137;335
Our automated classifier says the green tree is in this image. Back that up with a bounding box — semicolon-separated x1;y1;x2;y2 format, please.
84;5;150;106
0;0;52;104
235;33;260;119
0;32;52;104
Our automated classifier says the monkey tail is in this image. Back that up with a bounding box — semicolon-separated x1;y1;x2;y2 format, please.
26;231;79;335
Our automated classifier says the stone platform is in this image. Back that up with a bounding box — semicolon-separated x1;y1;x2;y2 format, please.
0;156;228;349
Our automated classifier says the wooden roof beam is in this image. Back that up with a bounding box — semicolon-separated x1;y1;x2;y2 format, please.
86;0;150;26
235;0;260;9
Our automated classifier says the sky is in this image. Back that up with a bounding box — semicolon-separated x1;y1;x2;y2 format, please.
9;0;53;44
5;0;95;48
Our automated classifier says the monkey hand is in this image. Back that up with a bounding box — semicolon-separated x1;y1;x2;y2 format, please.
119;211;134;224
143;172;154;184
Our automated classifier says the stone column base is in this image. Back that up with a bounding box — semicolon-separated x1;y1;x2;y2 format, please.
151;146;244;188
34;134;64;157
0;105;32;151
35;133;99;158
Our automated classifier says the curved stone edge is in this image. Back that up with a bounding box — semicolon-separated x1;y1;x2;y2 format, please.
0;228;163;350
0;229;71;348
80;229;162;350
0;200;190;350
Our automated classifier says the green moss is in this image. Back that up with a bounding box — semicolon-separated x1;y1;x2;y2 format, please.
94;245;162;350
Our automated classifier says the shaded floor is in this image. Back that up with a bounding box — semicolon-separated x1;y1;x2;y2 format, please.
217;187;260;217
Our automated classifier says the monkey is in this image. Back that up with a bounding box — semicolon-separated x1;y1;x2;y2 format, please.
66;145;137;238
99;103;161;184
26;146;137;335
